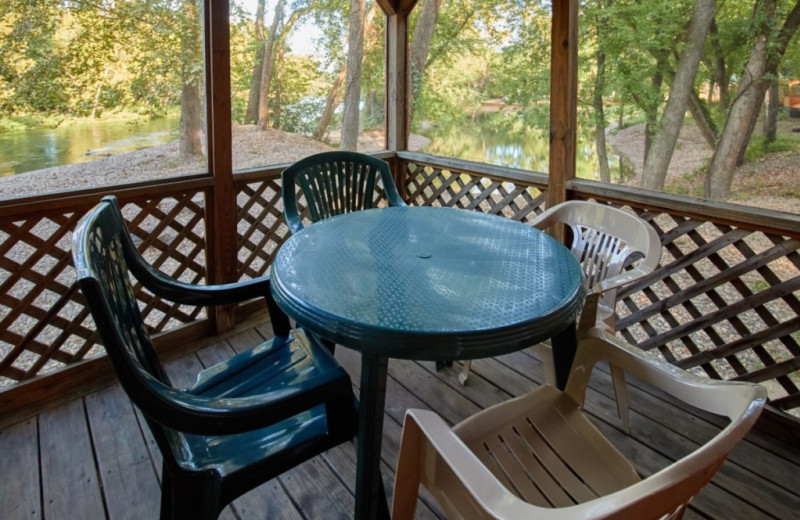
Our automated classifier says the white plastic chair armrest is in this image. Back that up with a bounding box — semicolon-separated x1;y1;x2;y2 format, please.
567;327;767;420
592;266;654;295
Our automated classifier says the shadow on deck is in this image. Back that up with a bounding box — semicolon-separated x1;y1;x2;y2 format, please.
2;318;799;519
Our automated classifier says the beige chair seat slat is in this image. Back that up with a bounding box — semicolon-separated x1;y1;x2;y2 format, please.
461;386;640;508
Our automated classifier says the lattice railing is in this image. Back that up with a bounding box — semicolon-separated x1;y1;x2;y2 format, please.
400;152;800;414
1;155;798;418
405;159;548;221
614;212;800;411
0;190;209;387
235;176;288;280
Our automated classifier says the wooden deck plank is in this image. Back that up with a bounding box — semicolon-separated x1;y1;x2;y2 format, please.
0;418;40;520
85;384;161;520
578;354;800;495
39;398;105;520
1;320;798;520
229;479;306;520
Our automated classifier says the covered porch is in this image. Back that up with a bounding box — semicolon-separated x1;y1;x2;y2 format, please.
1;0;800;517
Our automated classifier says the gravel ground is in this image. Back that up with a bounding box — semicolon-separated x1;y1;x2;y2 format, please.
606;119;800;213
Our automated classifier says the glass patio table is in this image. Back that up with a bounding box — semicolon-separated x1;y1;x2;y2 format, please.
270;205;585;520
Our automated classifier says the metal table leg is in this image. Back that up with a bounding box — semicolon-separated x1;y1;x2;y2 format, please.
354;353;390;520
552;321;578;391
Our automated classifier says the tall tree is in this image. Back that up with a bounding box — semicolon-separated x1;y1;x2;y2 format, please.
641;0;716;191
271;3;319;129
245;0;267;124
313;65;347;139
257;0;287;130
179;0;204;157
705;0;800;199
340;0;365;150
409;0;443;115
588;0;611;183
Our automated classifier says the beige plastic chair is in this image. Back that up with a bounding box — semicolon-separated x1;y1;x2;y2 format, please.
459;201;661;432
393;326;766;520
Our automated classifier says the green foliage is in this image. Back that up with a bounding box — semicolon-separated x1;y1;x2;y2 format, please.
744;131;800;162
273;55;328;133
1;0;195;118
2;0;799;196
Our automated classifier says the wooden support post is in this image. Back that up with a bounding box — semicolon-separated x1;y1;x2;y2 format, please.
205;0;237;333
548;0;579;211
383;2;412;198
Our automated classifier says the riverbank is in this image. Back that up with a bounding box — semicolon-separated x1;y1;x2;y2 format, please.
0;125;430;200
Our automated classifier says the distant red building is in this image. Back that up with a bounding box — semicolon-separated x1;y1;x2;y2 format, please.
785;80;800;116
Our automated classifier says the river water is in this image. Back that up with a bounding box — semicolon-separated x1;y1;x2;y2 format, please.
1;114;632;182
0;116;180;177
422;118;633;182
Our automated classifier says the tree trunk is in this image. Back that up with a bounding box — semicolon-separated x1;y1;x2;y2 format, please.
707;17;730;110
340;0;365;151
179;0;203;157
180;82;203;157
765;78;779;143
638;56;666;161
643;107;658;161
313;65;347;140
256;0;286;131
245;0;266;124
705;0;800;199
593;10;610;184
687;90;718;148
409;0;443;116
273;49;284;129
642;0;716;192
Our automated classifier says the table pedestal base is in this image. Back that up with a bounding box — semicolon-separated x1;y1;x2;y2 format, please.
355;354;390;520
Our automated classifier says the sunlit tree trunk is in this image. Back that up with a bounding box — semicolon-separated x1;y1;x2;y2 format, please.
765;78;780;143
257;0;286;131
409;0;443;117
314;65;347;140
642;0;715;191
245;0;266;124
340;0;365;151
179;0;203;157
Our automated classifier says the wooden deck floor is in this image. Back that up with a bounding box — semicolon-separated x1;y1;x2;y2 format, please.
2;320;799;520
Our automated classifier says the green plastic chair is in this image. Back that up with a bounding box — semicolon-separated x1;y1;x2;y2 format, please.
281;151;407;234
72;196;358;520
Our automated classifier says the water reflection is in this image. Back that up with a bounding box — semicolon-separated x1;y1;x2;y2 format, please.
0;116;180;176
420;117;634;183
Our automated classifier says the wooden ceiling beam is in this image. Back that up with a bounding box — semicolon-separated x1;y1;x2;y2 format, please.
376;0;419;16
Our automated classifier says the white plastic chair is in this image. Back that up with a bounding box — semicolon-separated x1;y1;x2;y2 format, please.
459;201;661;432
393;326;766;520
